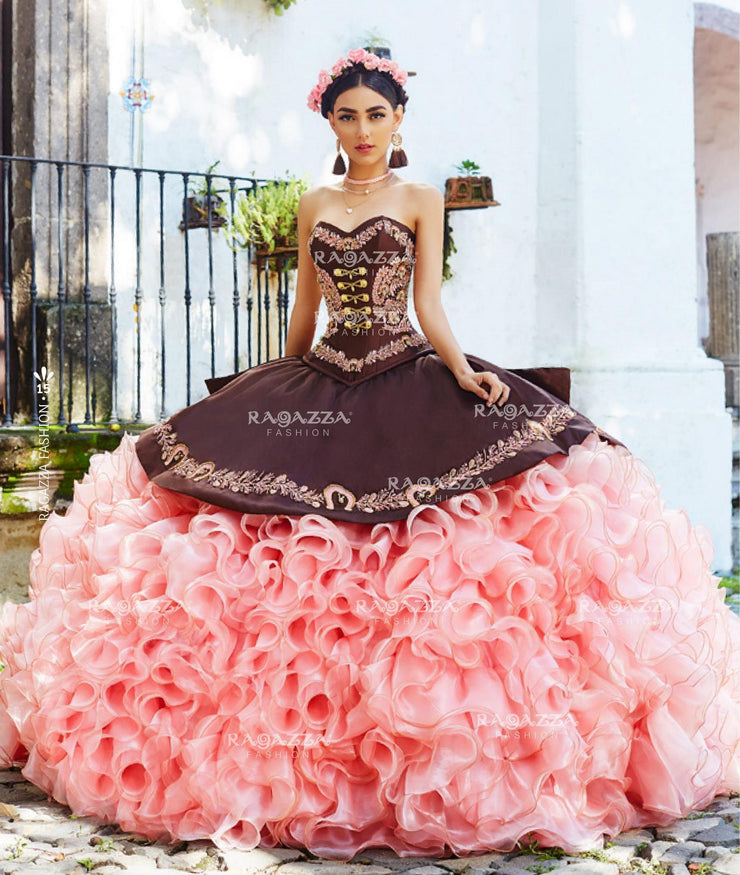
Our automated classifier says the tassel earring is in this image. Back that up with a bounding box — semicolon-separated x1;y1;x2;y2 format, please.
388;131;408;168
332;138;346;174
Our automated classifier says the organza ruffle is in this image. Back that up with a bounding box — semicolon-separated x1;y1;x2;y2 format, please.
0;430;738;859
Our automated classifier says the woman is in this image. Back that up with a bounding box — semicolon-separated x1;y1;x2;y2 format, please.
0;47;737;860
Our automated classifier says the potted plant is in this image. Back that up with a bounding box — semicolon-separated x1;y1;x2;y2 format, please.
218;172;311;271
361;29;392;59
181;160;227;230
445;159;500;209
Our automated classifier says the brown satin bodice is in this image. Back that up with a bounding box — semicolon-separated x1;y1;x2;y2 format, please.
303;215;433;384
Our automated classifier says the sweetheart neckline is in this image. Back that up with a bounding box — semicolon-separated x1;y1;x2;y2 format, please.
310;214;416;240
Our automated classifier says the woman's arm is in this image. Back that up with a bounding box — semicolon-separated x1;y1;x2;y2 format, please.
284;192;323;357
412;185;510;407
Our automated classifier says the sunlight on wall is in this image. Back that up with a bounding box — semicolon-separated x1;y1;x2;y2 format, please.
609;2;637;39
469;14;487;49
108;0;267;169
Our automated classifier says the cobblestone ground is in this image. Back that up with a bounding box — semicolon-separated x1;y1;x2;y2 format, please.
0;769;736;875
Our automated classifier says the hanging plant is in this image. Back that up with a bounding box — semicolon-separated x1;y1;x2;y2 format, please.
442;208;457;283
191;0;298;17
264;0;298;14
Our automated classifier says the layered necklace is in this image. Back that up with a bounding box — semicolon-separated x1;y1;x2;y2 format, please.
340;168;395;214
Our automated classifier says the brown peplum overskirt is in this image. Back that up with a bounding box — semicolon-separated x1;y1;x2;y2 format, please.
133;350;626;524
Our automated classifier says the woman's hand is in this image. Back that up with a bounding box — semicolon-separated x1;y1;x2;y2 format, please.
456;369;511;407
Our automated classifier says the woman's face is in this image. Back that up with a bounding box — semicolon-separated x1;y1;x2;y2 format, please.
328;84;403;165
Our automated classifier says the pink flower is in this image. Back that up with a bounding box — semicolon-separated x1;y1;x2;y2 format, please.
331;58;347;76
307;85;321;111
347;47;368;63
364;54;380;70
317;69;332;88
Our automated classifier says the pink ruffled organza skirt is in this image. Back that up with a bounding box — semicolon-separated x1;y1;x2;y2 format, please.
0;430;738;859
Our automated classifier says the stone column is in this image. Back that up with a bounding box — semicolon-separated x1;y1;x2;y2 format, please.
535;0;733;569
9;0;110;423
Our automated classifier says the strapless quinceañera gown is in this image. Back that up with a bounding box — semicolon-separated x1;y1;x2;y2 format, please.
0;214;737;860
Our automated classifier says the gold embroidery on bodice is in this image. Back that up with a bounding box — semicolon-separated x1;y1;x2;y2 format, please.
304;215;432;383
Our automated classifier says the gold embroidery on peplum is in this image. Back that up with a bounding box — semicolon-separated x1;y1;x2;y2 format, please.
324;483;356;511
154;420;326;508
150;404;578;514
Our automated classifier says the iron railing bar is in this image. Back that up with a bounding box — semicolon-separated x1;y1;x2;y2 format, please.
183;173;192;406
134;167;143;423
55;162;67;426
158;170;167;420
228;178;239;374
29;161;39;425
246;241;253;369
108;167;119;425
82;164;92;424
264;257;271;361
206;174;215;379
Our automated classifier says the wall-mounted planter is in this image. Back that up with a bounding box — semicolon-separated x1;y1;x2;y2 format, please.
254;234;297;253
254;235;298;273
444;176;500;210
362;44;392;59
180;195;227;230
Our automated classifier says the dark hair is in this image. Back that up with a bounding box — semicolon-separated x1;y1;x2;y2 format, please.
321;65;408;119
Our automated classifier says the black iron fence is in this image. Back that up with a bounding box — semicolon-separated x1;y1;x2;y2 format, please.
0;155;295;428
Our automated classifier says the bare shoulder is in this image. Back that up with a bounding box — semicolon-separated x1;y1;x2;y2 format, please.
298;184;338;226
400;181;443;216
404;180;443;199
398;182;443;233
298;185;335;216
300;182;339;204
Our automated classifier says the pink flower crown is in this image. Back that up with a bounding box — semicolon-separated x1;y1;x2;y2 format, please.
307;47;408;114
